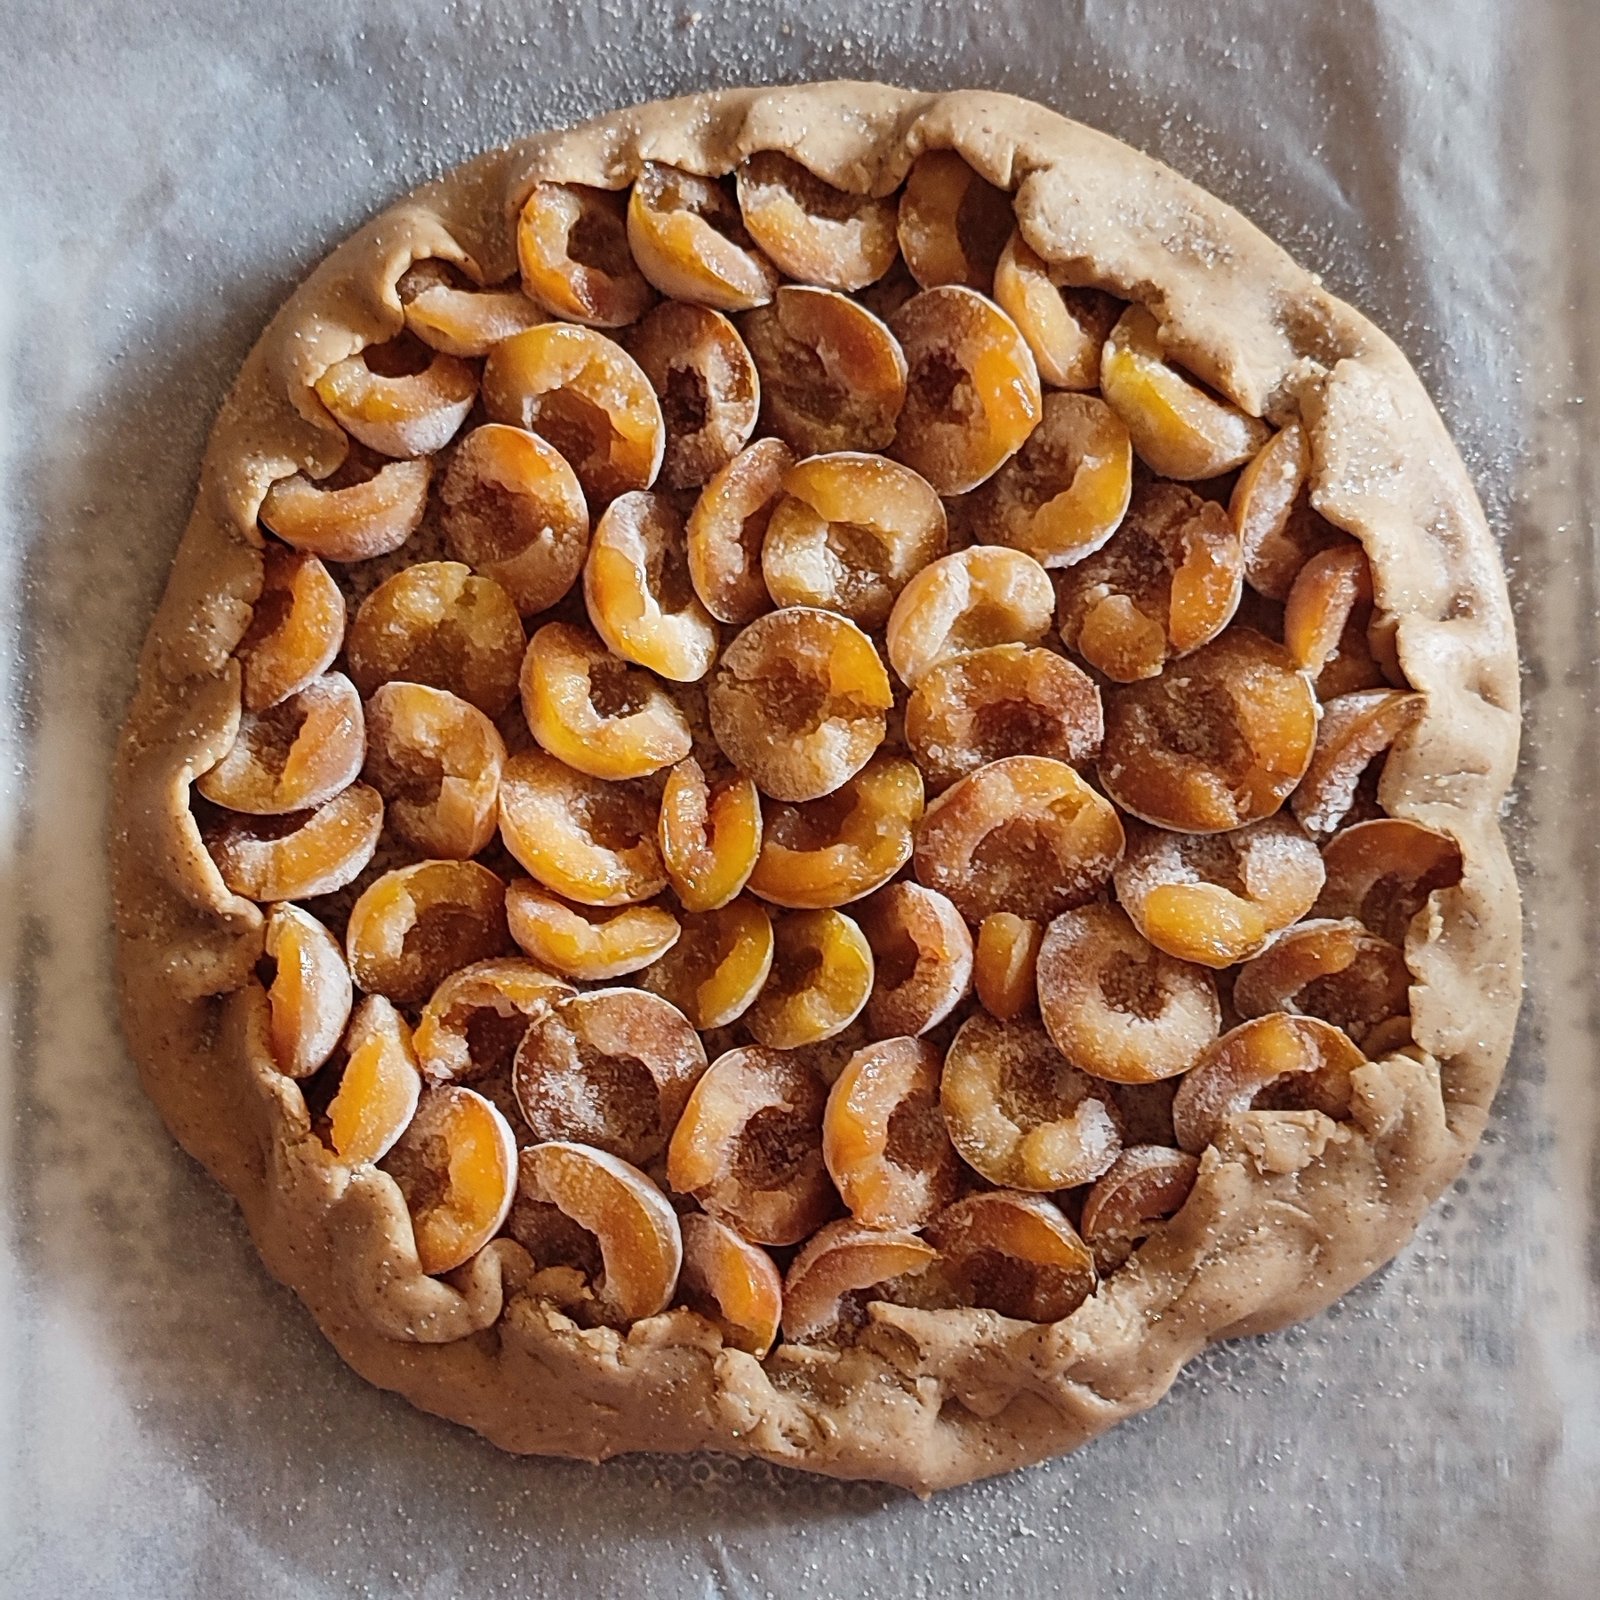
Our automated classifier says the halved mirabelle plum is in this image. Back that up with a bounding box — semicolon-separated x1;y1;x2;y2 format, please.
708;608;891;802
396;259;546;356
859;882;973;1038
381;1084;518;1274
627;164;780;312
1035;904;1220;1083
203;784;383;902
584;492;719;682
197;672;364;815
940;1013;1122;1190
973;912;1042;1022
1283;542;1373;678
325;996;423;1165
1099;305;1269;480
346;561;525;718
658;758;762;912
926;1191;1097;1323
513;988;707;1165
685;436;790;624
761;451;945;627
1098;628;1319;833
1113;819;1324;966
482;323;665;502
781;1220;936;1343
666;1045;835;1245
745;909;874;1049
895;151;1012;291
992;232;1122;390
515;1141;683;1324
236;547;345;712
259;453;431;563
363;682;507;859
735;152;899;292
1230;423;1342;600
638;899;774;1030
740;287;908;457
498;748;665;907
411;957;572;1086
889;287;1043;494
1292;689;1425;837
904;643;1102;791
913;754;1124;922
517;182;656;327
748;755;924;910
965;392;1133;569
1232;917;1410;1048
1315;817;1463;946
1056;482;1244;681
1113;814;1326;969
438;423;590;616
313;334;478;458
822;1036;958;1229
345;860;510;1004
522;621;692;781
1079;1145;1201;1273
627;300;759;489
677;1211;784;1357
506;881;680;980
262;902;352;1079
885;545;1055;686
1172;1013;1367;1153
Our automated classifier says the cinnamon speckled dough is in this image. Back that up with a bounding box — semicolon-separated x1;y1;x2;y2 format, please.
110;83;1521;1494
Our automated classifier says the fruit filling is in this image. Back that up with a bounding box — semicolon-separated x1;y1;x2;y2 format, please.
211;141;1428;1351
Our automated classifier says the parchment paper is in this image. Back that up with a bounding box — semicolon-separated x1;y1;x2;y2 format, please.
2;1;1596;1594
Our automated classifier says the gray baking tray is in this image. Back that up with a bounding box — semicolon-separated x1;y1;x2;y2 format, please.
3;0;1597;1593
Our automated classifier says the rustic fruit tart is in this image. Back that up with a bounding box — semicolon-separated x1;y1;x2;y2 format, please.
112;83;1520;1493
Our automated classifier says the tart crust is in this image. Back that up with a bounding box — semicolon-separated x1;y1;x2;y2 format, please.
110;83;1521;1493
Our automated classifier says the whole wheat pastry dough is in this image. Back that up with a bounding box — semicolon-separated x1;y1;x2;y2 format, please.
111;83;1520;1494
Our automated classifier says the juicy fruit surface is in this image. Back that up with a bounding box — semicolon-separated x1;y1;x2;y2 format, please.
208;143;1438;1354
1035;903;1220;1084
748;755;924;909
708;606;891;801
927;1191;1097;1323
940;1013;1123;1190
513;987;706;1165
363;681;507;858
823;1037;959;1229
760;451;945;627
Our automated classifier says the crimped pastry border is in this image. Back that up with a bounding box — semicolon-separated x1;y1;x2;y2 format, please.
110;82;1521;1493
